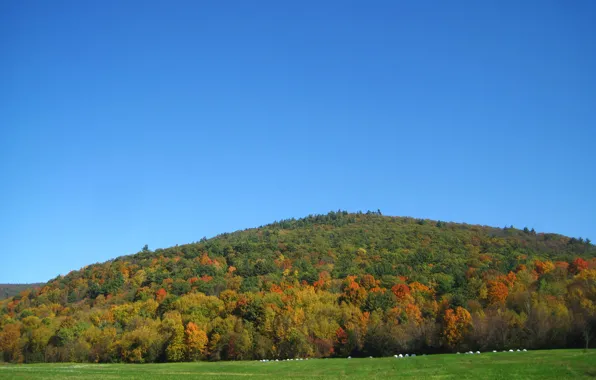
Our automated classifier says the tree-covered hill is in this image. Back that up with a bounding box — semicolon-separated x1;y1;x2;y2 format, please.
1;211;595;363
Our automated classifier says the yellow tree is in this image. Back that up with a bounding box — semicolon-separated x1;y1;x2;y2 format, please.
161;311;185;362
0;322;23;363
443;307;472;349
118;319;163;363
185;322;208;361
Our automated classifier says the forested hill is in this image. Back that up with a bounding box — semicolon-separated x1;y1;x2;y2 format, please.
1;211;595;363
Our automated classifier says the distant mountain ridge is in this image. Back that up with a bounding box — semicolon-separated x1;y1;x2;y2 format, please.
0;284;43;300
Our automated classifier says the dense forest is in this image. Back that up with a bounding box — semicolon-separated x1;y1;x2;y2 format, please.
1;211;595;363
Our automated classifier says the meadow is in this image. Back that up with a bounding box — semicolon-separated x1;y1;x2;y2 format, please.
0;349;594;380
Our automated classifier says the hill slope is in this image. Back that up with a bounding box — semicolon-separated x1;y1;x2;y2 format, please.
1;211;595;363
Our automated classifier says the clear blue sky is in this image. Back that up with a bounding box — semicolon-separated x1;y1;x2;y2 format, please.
1;0;594;283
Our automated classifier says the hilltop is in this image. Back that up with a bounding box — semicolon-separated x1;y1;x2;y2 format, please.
1;211;595;363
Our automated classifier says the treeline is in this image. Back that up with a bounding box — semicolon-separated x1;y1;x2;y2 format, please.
0;211;595;363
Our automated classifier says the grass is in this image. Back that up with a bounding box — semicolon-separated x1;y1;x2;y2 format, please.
0;349;595;379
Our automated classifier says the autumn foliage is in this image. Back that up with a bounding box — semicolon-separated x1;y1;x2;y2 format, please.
443;307;472;348
571;258;589;274
185;322;208;360
391;284;411;302
487;281;509;305
0;211;594;363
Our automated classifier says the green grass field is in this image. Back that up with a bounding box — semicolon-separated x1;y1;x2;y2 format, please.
1;349;594;379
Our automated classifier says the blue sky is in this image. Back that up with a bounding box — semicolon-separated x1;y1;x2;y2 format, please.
1;0;594;283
